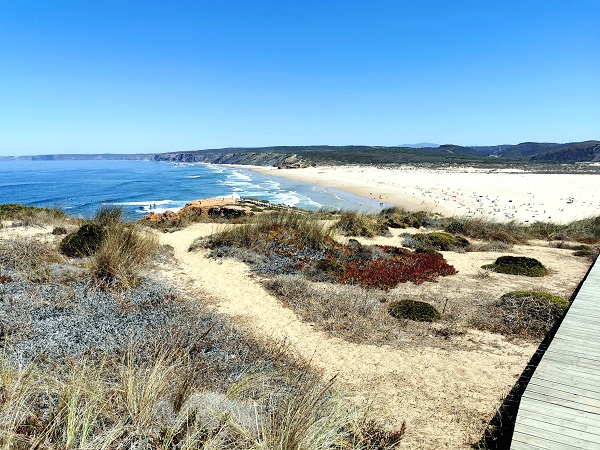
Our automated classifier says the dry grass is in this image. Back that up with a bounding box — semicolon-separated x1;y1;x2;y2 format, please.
263;273;457;346
445;215;600;245
0;237;65;282
0;204;69;228
444;217;530;244
0;340;399;449
90;222;159;288
470;291;570;339
208;211;333;253
335;211;389;237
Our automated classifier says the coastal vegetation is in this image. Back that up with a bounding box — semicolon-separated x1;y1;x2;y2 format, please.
0;205;400;449
482;256;548;277
388;299;442;322
1;203;597;448
472;291;570;338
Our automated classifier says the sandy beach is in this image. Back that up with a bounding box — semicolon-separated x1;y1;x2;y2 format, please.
245;165;600;223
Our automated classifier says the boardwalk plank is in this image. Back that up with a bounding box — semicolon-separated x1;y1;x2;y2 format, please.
512;422;598;448
531;376;600;397
519;416;600;443
511;259;600;449
525;384;600;410
517;399;600;432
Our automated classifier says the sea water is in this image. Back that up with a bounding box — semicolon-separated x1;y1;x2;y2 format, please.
0;160;385;219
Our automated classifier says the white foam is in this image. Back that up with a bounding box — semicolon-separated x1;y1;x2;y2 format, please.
111;200;173;206
227;171;252;181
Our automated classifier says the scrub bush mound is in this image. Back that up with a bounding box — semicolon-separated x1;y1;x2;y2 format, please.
473;290;569;338
388;299;442;322
59;223;105;257
482;256;548;277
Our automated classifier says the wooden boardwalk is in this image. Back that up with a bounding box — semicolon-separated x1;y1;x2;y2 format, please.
511;258;600;449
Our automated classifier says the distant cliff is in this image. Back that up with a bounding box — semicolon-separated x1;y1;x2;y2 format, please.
151;151;305;168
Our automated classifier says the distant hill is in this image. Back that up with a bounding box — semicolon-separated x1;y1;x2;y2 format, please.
500;141;600;162
398;142;439;148
3;140;598;165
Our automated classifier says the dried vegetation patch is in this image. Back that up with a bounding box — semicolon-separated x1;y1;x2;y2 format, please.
471;290;570;339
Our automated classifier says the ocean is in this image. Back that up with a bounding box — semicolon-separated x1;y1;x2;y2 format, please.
0;160;384;219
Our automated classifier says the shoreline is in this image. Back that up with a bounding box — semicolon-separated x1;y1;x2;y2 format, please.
230;164;600;223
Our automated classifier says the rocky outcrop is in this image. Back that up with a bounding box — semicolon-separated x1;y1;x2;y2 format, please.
277;155;307;169
151;151;299;167
141;199;251;225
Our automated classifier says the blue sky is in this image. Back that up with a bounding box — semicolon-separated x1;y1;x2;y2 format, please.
1;0;598;155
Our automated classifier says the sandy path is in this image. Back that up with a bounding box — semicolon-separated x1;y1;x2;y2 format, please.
159;224;537;449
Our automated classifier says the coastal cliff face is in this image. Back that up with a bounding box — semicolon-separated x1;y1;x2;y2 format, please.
151;151;306;168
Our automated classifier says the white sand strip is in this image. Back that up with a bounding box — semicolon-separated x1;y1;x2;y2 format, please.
245;165;600;223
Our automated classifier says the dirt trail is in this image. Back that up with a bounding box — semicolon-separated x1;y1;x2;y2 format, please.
159;224;536;449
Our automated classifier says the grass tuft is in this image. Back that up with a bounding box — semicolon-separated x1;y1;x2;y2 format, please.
209;211;333;253
444;217;529;244
90;222;158;289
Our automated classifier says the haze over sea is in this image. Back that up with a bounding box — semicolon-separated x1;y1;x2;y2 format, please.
0;160;383;218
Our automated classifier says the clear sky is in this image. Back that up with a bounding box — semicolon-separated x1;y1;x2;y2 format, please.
1;0;598;156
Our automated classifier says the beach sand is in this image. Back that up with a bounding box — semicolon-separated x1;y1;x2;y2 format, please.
245;165;600;223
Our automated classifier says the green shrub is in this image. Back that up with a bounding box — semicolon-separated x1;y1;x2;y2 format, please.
388;299;442;322
59;223;106;257
482;255;548;277
404;232;469;251
472;291;569;338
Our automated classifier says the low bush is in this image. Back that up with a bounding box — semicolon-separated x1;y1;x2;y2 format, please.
51;226;68;235
339;252;457;289
379;207;439;229
444;217;529;244
388;299;442;322
482;256;548;277
403;232;469;251
0;204;67;223
335;211;388;237
472;291;569;338
59;223;105;257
